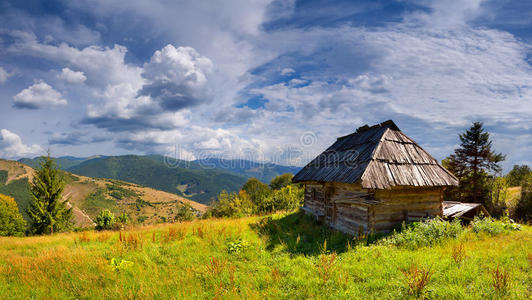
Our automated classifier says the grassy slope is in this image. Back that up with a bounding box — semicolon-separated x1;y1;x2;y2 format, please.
0;212;530;299
67;155;248;204
0;159;206;227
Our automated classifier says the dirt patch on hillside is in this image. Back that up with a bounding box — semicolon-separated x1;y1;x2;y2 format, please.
0;159;34;184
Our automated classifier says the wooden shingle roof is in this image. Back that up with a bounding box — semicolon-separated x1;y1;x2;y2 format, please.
293;120;458;189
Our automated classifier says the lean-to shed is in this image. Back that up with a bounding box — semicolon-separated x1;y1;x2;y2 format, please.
293;120;459;234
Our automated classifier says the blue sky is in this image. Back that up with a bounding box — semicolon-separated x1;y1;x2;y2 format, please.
0;0;531;171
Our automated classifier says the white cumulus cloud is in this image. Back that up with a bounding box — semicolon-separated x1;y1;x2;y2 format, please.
140;45;214;110
58;67;86;84
0;129;43;159
13;81;67;109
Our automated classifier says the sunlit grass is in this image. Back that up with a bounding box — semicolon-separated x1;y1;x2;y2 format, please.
0;212;531;299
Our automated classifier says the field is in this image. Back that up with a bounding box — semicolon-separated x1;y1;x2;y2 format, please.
0;212;530;299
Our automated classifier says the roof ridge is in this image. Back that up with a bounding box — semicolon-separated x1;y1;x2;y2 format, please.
337;120;399;140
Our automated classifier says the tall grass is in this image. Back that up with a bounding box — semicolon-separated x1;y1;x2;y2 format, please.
0;213;530;299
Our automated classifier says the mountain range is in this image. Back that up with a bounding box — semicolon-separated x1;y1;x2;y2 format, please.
18;155;301;204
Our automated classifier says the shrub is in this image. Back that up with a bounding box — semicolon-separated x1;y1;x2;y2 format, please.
207;190;254;218
175;203;196;222
0;193;26;236
116;213;129;225
95;210;115;230
207;183;304;218
471;216;521;236
257;184;303;214
380;217;464;249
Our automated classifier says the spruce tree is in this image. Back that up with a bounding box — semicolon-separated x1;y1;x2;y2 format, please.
27;154;72;234
444;122;505;204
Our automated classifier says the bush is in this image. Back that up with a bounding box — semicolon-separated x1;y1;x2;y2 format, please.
208;183;304;218
116;212;130;224
256;184;303;213
471;216;521;235
95;210;115;230
380;217;464;249
175;203;197;222
207;190;254;218
0;193;26;236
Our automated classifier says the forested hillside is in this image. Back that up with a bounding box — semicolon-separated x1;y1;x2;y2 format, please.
66;155;248;204
193;158;300;183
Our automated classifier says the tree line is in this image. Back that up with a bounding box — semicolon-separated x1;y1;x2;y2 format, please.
205;174;304;218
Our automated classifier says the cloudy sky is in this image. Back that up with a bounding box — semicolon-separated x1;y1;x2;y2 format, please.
0;0;530;171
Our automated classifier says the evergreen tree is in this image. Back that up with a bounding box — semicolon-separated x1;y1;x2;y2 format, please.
444;122;505;204
27;154;72;234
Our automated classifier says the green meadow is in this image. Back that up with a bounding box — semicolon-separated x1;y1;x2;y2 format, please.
0;212;530;299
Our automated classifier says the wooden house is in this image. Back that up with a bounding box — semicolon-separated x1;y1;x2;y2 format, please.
293;120;459;234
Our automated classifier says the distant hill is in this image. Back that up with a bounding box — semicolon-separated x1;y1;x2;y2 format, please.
192;158;301;183
66;155;248;204
19;156;92;170
18;155;302;204
0;159;206;227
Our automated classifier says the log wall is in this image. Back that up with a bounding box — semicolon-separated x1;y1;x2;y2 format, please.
303;183;325;216
302;182;444;234
372;187;443;232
